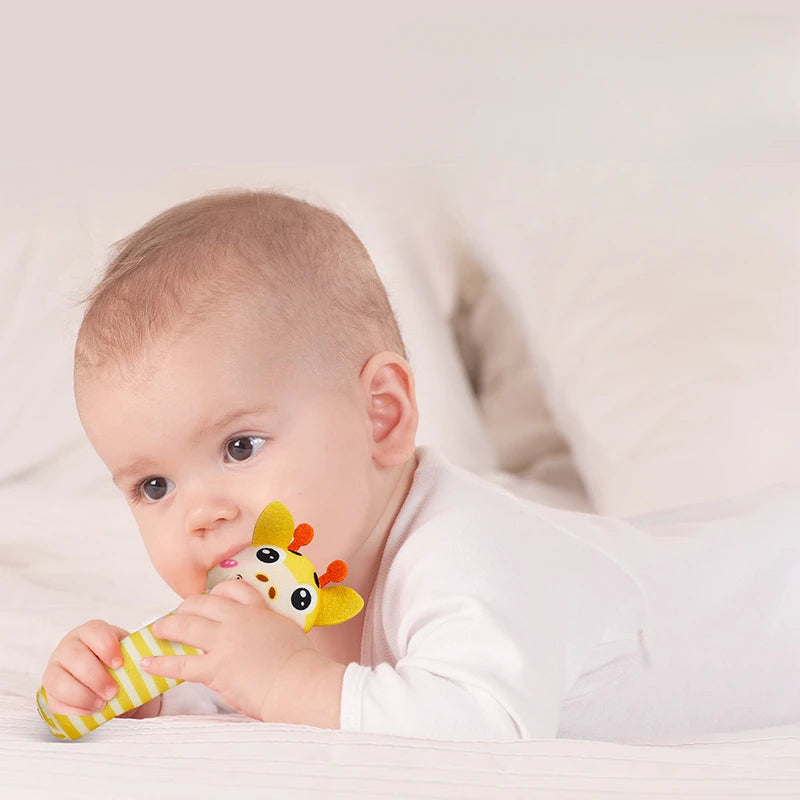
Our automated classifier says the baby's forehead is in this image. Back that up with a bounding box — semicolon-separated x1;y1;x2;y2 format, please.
74;307;350;436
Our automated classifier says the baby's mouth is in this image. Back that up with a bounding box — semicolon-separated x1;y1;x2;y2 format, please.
211;543;250;572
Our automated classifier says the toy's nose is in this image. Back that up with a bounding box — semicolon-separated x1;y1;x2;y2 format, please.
255;573;269;582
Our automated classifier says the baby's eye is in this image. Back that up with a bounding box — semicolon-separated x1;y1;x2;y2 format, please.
139;476;175;503
225;436;267;462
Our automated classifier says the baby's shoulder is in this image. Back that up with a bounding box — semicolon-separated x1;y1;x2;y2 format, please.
383;448;647;605
398;449;529;541
388;450;586;581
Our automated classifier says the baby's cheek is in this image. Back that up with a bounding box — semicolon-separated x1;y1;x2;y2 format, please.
155;556;207;598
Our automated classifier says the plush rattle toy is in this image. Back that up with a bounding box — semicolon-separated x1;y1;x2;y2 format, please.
36;501;364;740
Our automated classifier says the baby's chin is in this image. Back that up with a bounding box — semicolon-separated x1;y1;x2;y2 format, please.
166;575;208;599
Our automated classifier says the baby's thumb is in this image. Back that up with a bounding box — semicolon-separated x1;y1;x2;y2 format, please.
209;578;265;606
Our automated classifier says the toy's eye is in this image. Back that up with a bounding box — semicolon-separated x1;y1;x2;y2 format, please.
290;585;317;612
255;547;285;564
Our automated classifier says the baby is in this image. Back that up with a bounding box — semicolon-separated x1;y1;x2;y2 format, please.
42;190;800;741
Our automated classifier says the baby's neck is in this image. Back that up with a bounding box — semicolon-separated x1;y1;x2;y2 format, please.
309;452;418;665
352;452;418;602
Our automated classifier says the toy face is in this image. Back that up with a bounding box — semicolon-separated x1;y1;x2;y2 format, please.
206;544;321;632
205;501;363;633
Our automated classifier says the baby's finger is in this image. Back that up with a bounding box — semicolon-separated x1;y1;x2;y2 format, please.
57;638;120;701
74;619;127;669
172;593;231;621
209;578;267;606
42;662;110;716
151;612;215;651
48;697;108;717
141;652;203;683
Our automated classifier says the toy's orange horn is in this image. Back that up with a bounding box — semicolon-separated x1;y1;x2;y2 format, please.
289;523;314;552
319;560;348;587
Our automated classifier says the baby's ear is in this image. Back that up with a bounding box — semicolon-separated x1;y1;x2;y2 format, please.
359;352;418;467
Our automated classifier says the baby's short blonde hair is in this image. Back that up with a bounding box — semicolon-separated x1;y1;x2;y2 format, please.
75;190;406;381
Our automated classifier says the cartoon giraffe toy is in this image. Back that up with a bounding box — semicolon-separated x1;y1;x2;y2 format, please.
36;501;364;740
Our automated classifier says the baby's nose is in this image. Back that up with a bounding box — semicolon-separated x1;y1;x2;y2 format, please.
185;495;239;536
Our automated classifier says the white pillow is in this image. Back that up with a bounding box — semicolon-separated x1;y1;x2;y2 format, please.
0;195;95;489
0;165;495;491
447;163;799;515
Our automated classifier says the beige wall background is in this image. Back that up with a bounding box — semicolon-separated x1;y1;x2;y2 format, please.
0;2;796;166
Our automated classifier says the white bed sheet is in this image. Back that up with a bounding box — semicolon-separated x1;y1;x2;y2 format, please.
4;484;800;798
4;696;800;799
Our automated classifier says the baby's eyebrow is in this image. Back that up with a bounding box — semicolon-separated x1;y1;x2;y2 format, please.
112;458;158;486
193;406;274;441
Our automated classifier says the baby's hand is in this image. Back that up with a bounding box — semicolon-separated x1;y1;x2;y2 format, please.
42;619;130;716
143;581;321;723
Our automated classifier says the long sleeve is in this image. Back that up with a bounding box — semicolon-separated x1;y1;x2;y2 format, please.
342;662;530;740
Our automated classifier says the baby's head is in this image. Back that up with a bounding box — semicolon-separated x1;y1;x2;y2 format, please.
75;191;418;597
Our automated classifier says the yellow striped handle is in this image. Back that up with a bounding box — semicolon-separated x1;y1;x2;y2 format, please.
36;612;200;741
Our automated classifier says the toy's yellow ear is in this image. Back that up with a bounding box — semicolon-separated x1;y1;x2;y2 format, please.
315;586;364;627
252;501;295;548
